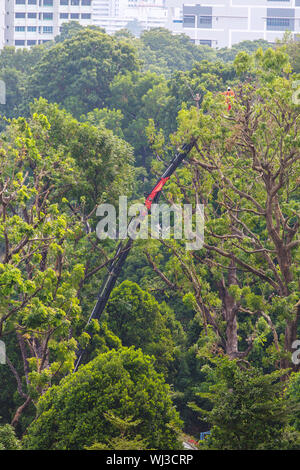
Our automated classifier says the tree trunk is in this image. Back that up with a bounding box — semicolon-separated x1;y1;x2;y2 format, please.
218;262;239;359
11;396;32;428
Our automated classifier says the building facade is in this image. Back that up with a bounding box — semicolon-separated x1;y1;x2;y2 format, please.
0;3;5;49
167;0;300;48
4;0;93;48
3;0;300;48
92;0;168;35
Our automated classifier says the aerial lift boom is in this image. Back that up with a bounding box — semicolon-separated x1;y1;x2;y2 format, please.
74;140;195;372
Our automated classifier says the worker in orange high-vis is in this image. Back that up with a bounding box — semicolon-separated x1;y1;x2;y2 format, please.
222;86;235;111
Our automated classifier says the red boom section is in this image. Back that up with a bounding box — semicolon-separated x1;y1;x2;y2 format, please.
145;177;170;210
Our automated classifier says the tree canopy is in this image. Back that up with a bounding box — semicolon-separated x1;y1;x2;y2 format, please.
23;347;182;450
28;29;138;117
0;26;299;451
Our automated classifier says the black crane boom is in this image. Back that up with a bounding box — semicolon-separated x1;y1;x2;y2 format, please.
73;140;195;372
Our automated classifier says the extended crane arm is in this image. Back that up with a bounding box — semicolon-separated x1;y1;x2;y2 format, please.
73;139;195;372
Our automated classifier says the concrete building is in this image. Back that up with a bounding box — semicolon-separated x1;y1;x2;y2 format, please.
4;0;300;48
167;0;300;48
0;3;5;49
92;0;168;35
93;0;121;17
4;0;93;48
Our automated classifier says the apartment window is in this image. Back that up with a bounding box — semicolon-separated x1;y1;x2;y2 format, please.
81;13;91;19
70;13;79;18
15;40;25;45
199;16;212;28
60;13;69;18
28;0;37;3
43;12;53;20
200;39;212;46
16;0;26;4
71;0;80;4
60;0;69;4
267;8;294;30
43;26;53;33
15;26;26;32
43;0;53;4
183;15;195;28
81;0;91;4
28;12;37;17
15;12;26;18
267;17;292;30
27;26;37;31
27;40;37;45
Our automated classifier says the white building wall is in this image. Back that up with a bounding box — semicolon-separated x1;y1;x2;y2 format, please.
0;1;5;49
167;0;300;48
3;0;300;48
4;0;93;48
92;0;168;34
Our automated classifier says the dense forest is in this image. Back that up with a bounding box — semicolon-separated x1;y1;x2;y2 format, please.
0;23;299;450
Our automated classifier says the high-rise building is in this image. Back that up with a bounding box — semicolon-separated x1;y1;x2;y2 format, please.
4;0;300;49
93;0;122;17
92;0;168;35
167;0;300;48
4;0;93;48
0;3;5;48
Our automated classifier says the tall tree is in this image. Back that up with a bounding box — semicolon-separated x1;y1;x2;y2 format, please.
0;99;135;428
28;29;138;117
145;47;299;369
192;358;299;450
105;280;177;373
23;347;183;450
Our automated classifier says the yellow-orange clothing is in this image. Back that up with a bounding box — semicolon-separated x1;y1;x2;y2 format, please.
222;89;235;111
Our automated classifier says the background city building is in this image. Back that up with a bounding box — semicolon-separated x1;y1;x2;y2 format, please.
0;2;5;48
167;0;300;48
4;0;93;48
92;0;168;35
1;0;300;48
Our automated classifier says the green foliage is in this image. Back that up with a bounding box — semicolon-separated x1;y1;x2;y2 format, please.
82;107;125;138
0;97;136;427
193;359;300;450
109;70;172;170
0;423;21;450
136;29;270;75
217;39;271;63
30;98;135;209
85;412;148;450
287;372;300;432
147;46;299;370
23;347;182;450
54;21;85;43
138;28;216;74
28;29;138;117
0;28;299;449
0;110;84;399
281;32;300;73
105;281;176;373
